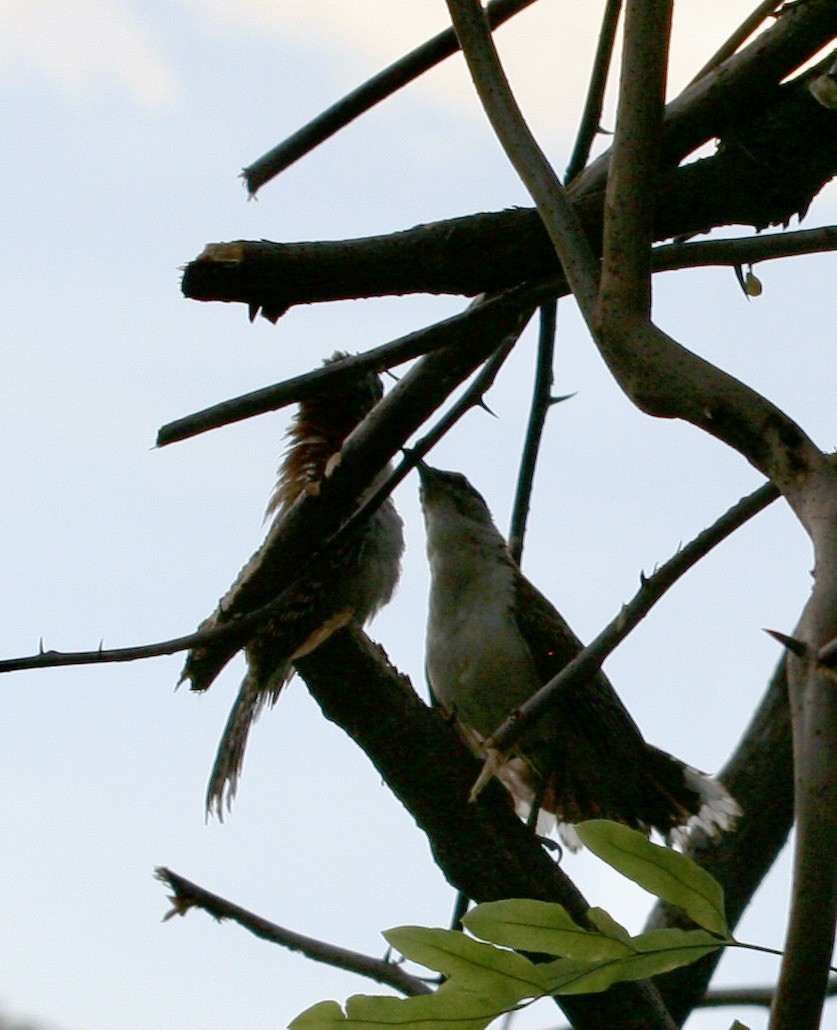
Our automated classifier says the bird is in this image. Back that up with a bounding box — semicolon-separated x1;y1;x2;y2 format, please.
418;463;740;849
182;353;404;817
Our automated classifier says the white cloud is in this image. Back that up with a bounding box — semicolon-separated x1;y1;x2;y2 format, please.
0;0;178;107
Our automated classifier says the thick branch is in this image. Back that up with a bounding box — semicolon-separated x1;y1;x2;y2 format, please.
596;0;670;321
574;0;837;191
444;0;600;318
183;72;836;318
164;225;837;447
295;627;677;1030
591;5;837;1024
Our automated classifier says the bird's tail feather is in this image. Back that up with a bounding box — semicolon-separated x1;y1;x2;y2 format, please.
643;745;741;846
205;666;289;819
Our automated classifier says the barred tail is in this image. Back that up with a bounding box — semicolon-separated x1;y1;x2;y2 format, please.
205;666;289;819
644;745;741;846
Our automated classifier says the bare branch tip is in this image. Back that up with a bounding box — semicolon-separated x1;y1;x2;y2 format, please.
154;867;194;921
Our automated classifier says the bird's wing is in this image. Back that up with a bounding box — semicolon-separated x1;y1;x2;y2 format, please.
509;569;666;824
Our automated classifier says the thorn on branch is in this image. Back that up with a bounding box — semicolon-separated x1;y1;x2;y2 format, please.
764;628;809;658
549;391;577;406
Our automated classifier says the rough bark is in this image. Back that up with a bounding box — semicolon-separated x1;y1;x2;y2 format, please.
296;626;678;1030
182;68;837;321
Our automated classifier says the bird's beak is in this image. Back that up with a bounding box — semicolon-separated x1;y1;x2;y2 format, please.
416;461;441;485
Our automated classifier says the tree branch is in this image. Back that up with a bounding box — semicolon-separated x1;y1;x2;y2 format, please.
488;478;781;756
165;225;837;448
565;0;622;183
698;976;837;1010
646;654;795;1022
508;301;558;564
0;298;531;681
182;72;837;320
294;627;678;1030
596;0;671;323
546;978;837;1030
155;867;431;997
241;0;539;195
590;5;837;1026
574;0;837;192
687;0;786;87
157;286;533;446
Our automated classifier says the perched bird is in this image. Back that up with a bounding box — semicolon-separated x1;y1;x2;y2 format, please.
182;353;404;816
419;464;739;849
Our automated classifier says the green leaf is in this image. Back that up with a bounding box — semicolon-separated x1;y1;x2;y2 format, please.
575;821;730;937
728;1022;752;1030
586;907;632;944
290;985;511;1030
540;928;722;995
385;926;549;1002
631;928;721;953
344;985;505;1028
290;1000;347;1027
463;900;632;960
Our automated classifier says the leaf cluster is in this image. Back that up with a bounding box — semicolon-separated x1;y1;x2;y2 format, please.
291;822;742;1029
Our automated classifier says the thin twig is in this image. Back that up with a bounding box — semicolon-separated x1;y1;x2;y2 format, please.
242;0;539;196
156;285;533;448
698;976;837;1009
688;0;786;87
487;478;780;755
337;334;522;544
155;868;430;997
508;301;558;564
652;226;837;273
0;564;346;675
565;0;622;182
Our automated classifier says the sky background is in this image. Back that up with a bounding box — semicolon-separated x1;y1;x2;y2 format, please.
1;2;835;1029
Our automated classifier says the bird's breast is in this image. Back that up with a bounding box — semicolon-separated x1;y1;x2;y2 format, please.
426;579;541;740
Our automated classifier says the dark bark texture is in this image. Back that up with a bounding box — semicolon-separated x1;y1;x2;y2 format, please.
296;627;679;1030
183;68;837;322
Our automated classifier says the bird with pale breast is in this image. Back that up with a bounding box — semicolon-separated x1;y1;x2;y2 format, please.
182;353;403;816
419;463;739;849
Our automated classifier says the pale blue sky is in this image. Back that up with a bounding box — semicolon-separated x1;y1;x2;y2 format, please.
1;3;834;1029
